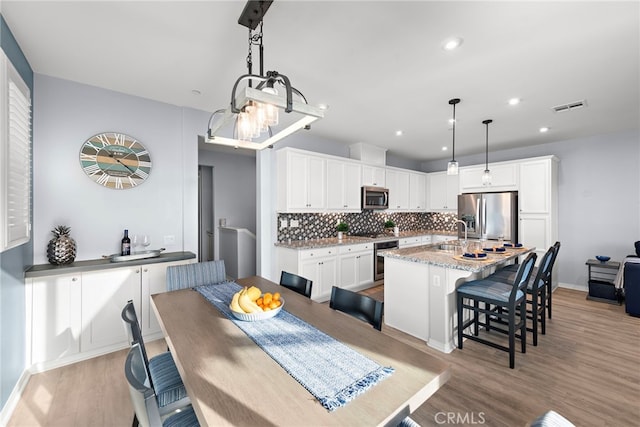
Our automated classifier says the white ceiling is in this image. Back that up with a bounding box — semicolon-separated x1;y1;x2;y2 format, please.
2;0;639;161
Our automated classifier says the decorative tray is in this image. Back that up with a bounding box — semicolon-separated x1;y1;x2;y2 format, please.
104;248;165;263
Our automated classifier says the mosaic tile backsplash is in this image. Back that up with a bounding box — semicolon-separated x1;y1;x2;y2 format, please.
277;212;458;242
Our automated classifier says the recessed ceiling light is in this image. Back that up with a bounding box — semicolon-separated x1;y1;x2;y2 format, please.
442;146;448;151
395;130;403;136
443;37;463;51
508;98;521;106
191;89;201;96
318;103;329;110
539;127;550;133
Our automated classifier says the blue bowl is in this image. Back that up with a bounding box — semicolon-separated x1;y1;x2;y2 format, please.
595;255;610;262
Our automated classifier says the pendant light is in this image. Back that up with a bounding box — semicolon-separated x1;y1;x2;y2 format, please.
447;98;461;175
482;119;493;186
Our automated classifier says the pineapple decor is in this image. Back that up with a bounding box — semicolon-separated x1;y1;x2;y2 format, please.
47;226;77;265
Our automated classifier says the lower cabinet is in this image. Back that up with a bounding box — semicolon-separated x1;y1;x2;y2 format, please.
27;258;193;370
277;243;374;302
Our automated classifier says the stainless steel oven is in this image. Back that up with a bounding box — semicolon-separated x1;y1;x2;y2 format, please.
374;239;399;281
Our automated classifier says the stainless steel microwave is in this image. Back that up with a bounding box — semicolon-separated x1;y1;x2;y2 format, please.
362;186;389;210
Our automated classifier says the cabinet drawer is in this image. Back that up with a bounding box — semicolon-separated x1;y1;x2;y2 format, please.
399;236;422;247
300;247;337;260
338;243;373;254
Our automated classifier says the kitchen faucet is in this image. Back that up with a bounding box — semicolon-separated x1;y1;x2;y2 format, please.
453;219;468;243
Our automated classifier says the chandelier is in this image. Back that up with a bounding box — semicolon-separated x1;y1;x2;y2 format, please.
204;0;325;150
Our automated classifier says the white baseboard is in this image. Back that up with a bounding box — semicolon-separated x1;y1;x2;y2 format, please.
0;369;31;426
558;281;587;292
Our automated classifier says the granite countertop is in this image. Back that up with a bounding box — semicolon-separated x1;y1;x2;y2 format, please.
274;229;459;250
382;244;534;273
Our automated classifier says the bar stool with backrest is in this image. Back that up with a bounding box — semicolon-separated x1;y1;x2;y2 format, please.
279;271;313;298
456;252;537;369
124;343;200;427
329;286;384;331
489;245;556;346
121;301;191;417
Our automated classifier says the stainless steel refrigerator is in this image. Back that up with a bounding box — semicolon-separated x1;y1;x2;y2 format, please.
457;191;518;241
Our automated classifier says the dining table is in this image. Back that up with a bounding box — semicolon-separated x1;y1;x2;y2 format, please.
151;276;450;426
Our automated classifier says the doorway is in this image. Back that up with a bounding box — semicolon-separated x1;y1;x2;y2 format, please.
198;165;214;262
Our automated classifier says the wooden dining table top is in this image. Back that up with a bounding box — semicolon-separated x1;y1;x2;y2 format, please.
151;276;450;426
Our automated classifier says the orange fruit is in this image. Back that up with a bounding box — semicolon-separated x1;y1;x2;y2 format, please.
273;300;282;308
263;306;272;311
263;293;273;305
269;301;279;309
256;297;264;306
273;292;281;301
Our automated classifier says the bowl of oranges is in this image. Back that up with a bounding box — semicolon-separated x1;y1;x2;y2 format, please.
229;285;284;321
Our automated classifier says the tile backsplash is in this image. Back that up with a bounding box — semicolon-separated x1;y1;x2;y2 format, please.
277;211;457;242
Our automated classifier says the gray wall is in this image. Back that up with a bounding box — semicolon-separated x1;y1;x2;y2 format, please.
423;130;640;289
198;149;257;261
0;14;33;411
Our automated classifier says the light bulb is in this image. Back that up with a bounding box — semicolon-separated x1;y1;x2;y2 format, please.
482;169;492;186
262;87;279;126
237;111;252;141
447;161;459;175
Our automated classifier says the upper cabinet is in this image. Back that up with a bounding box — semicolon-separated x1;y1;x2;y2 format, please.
459;163;518;192
386;169;410;210
408;172;427;211
277;149;327;212
519;158;554;214
427;172;459;211
327;159;361;212
361;164;386;187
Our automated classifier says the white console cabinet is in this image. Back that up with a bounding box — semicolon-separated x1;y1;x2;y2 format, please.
26;256;194;371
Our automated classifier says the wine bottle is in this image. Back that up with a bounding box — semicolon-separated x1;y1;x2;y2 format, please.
121;229;131;256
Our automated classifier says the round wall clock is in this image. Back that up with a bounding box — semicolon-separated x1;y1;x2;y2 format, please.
79;132;152;189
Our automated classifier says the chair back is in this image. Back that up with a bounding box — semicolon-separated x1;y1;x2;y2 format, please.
533;245;556;290
279;271;313;298
329;286;384;331
166;260;226;291
124;343;164;427
510;252;537;302
121;300;152;386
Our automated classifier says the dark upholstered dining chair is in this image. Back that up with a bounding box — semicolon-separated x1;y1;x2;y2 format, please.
124;343;200;427
329;286;384;331
279;271;313;298
121;301;191;417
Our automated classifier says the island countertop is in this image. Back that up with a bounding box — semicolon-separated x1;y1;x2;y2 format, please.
382;242;534;273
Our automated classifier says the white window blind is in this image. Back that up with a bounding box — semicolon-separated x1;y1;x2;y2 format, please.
1;50;32;252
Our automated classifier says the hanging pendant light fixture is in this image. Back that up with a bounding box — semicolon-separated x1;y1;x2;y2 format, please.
482;119;493;186
447;98;460;175
204;0;324;150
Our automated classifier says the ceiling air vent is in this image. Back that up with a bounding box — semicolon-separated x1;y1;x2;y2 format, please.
552;99;587;113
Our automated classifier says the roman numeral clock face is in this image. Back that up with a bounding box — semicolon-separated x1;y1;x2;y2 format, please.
79;132;152;189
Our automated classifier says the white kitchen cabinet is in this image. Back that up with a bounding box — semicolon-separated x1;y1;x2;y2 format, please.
30;273;82;366
432;235;453;243
409;172;427;211
519;158;552;214
338;243;374;290
27;256;195;370
277;149;326;212
327;159;361;211
361;164;386;187
386;169;410;210
459;163;518;192
399;236;423;248
80;267;141;353
300;249;338;302
427;172;459;211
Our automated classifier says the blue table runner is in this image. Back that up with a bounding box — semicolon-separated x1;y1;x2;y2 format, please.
196;281;394;411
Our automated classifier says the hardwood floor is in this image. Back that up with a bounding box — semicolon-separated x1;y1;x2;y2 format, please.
8;287;640;426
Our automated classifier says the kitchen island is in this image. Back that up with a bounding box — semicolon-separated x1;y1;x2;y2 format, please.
382;242;533;353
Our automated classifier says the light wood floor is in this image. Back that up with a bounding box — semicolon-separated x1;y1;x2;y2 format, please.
8;287;640;426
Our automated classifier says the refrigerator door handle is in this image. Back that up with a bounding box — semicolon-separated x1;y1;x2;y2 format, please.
475;196;481;236
482;197;487;238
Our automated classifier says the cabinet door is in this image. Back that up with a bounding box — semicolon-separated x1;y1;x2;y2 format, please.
356;251;374;286
301;256;337;301
287;152;310;210
306;156;326;209
460;163;517;191
31;274;82;365
343;162;362;210
519;160;550;214
428;172;448;210
327;160;361;211
338;253;358;289
409;173;426;210
362;165;385;187
387;169;409;210
520;215;549;262
81;267;140;353
140;260;194;338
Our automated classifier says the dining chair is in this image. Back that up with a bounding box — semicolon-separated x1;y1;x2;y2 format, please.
121;301;191;416
456;252;537;369
329;286;384;331
166;260;226;291
125;343;200;427
279;271;313;298
489;246;556;346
